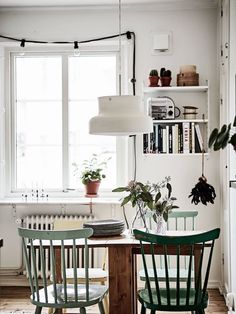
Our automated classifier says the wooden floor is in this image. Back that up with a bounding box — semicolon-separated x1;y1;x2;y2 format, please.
0;287;228;314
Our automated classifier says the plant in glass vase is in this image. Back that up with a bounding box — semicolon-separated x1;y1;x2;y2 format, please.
112;176;178;234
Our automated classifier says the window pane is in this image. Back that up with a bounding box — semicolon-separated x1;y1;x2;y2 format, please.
15;56;62;189
68;55;117;189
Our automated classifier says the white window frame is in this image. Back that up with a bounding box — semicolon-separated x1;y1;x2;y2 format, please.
2;42;132;197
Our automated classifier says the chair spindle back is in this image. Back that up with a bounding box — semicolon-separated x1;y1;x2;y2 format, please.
18;227;93;307
134;228;220;310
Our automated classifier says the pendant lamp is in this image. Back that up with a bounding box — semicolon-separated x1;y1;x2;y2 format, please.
89;0;153;136
89;95;153;135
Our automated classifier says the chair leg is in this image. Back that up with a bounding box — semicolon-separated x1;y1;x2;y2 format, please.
98;300;105;314
151;311;155;314
35;306;42;314
103;293;109;314
141;304;146;314
80;307;86;314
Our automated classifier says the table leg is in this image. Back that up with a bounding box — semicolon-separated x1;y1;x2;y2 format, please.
108;246;135;314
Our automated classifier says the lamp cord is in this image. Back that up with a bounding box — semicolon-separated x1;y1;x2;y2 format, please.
118;0;122;96
133;135;137;181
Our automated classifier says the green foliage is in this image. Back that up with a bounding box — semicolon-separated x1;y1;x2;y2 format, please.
208;119;236;151
112;177;178;222
149;69;158;77
72;153;111;185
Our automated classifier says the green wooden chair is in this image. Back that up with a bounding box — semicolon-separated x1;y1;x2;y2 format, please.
18;227;108;314
139;210;198;282
133;228;220;314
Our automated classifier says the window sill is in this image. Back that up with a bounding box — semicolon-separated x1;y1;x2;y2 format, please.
0;196;121;206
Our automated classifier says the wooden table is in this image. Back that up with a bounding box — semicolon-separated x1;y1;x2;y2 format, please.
36;230;203;314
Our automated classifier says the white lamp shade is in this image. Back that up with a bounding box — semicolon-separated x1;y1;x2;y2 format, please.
89;95;153;135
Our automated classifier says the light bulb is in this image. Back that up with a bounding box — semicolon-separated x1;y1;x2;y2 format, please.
73;41;80;57
19;39;25;56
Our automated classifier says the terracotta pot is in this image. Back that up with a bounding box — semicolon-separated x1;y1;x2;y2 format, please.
85;180;101;197
149;76;159;87
160;76;172;87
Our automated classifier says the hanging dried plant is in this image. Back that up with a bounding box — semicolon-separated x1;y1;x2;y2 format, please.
189;175;216;205
189;118;216;206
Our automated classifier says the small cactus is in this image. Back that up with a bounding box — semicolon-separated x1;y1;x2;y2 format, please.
149;69;158;77
160;67;166;77
160;68;172;77
164;69;172;77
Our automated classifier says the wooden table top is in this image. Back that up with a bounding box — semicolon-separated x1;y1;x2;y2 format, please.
32;230;204;248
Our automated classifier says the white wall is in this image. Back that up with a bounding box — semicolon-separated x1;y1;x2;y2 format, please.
0;3;221;286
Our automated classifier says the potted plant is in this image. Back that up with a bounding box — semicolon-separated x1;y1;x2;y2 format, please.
112;176;178;234
160;67;172;87
73;153;111;197
208;116;236;151
149;69;159;87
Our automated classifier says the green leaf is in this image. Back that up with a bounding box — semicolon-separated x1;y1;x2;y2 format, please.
166;182;172;198
153;213;157;223
163;212;168;222
171;205;179;209
208;128;219;148
213;124;230;151
229;133;236;148
233;116;236;127
112;187;128;192
147;201;153;210
161;201;167;211
140;191;153;202
155;192;161;203
221;126;231;149
121;195;132;206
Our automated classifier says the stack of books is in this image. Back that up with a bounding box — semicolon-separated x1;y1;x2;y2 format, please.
143;122;204;154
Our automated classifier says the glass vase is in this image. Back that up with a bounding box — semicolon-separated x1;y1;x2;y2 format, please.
155;214;167;235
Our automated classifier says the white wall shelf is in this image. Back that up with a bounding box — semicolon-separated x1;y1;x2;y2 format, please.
143;82;210;155
143;85;209;93
152;119;208;124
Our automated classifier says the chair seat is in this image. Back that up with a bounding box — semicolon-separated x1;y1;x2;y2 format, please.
66;268;108;280
139;268;194;282
31;283;108;307
138;287;208;310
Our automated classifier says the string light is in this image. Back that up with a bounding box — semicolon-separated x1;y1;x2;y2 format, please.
19;38;25;56
73;41;80;56
0;31;136;94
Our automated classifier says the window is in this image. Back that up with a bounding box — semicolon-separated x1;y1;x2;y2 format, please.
7;49;126;194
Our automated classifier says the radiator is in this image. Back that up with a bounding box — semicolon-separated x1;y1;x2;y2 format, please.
22;214;95;279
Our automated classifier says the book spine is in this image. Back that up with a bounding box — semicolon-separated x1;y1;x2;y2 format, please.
173;124;179;154
169;126;173;153
143;133;149;153
195;124;203;152
166;125;169;154
191;122;195;153
183;122;190;154
150;132;154;153
158;125;163;153
154;124;158;153
162;127;167;153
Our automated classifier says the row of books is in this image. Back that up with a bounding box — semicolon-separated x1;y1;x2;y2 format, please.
143;122;205;154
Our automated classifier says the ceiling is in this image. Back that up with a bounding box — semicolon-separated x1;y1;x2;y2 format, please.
0;0;218;8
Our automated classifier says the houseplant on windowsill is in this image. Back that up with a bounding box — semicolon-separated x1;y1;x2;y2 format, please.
73;153;111;197
112;176;178;234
